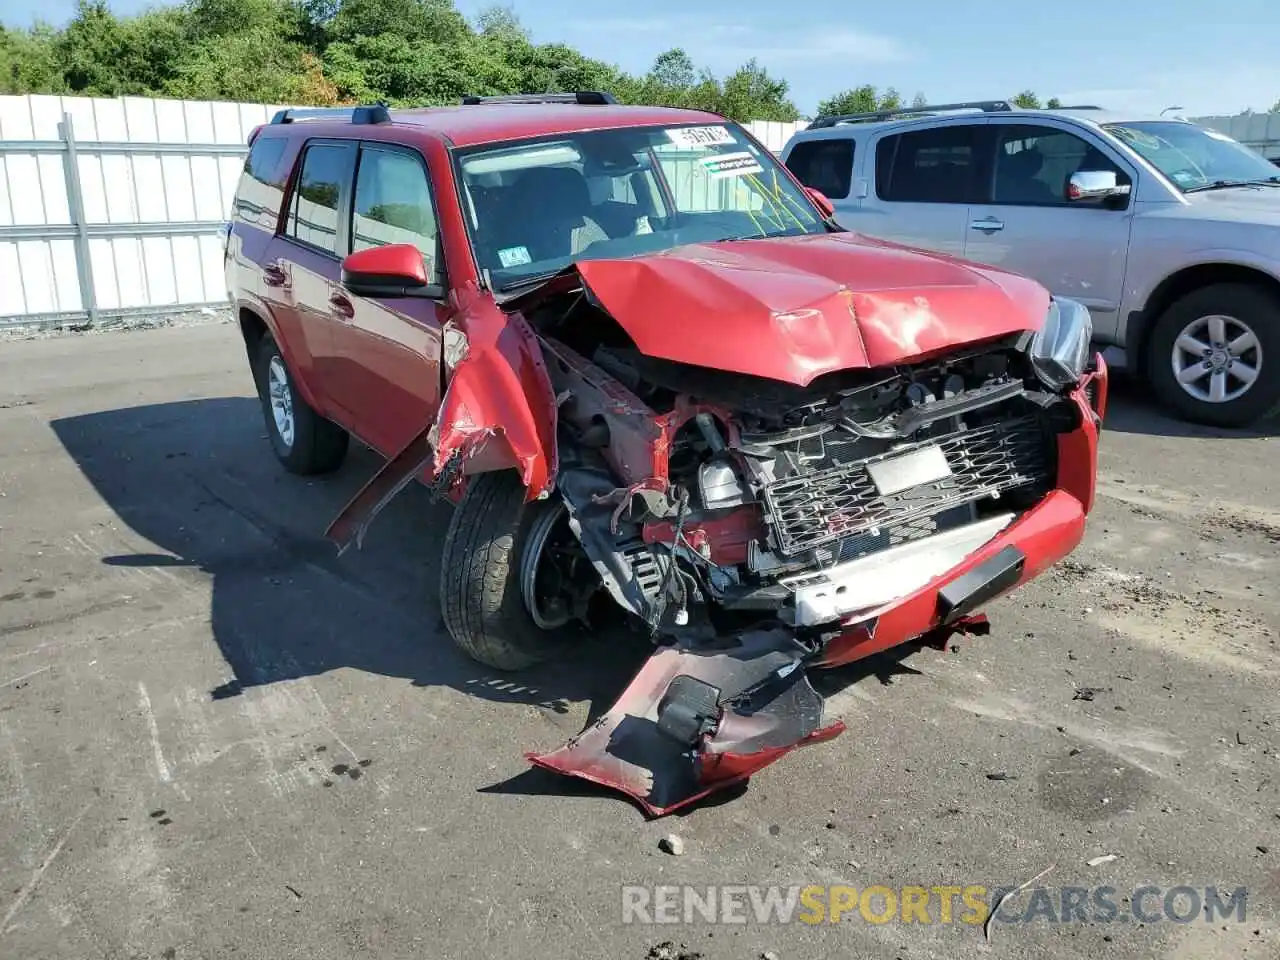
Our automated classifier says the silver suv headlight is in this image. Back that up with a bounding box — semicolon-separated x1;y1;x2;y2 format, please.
1030;297;1092;389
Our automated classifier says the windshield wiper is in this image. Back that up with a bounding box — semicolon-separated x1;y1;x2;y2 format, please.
1185;177;1280;193
495;269;573;296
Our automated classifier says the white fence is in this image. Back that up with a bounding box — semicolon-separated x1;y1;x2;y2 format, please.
0;95;805;329
3;92;1274;330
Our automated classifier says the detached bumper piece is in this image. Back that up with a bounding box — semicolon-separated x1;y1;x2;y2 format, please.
527;628;845;816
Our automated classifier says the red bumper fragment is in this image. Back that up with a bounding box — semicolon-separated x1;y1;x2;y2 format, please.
527;628;844;816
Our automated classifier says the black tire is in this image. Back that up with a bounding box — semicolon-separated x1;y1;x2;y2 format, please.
1146;283;1280;428
439;471;578;671
254;335;348;475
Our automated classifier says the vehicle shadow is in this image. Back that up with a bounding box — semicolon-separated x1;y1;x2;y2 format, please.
50;397;648;723
1102;373;1279;439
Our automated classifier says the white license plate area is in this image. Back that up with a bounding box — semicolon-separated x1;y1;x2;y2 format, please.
865;445;952;496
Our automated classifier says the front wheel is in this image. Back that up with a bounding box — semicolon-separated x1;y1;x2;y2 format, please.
439;471;593;671
1146;283;1280;427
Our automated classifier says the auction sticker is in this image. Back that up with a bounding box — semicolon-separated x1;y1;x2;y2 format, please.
666;125;736;149
498;245;532;267
701;151;764;179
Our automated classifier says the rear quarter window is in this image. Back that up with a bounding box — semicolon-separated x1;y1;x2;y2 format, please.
234;136;289;229
785;138;855;200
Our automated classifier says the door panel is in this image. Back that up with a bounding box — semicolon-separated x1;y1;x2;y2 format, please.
964;123;1134;339
328;144;445;456
278;140;358;423
852;122;988;257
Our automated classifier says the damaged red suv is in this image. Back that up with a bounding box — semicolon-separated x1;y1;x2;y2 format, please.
226;92;1108;814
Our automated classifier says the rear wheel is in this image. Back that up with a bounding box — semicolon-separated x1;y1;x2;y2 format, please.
439;471;592;671
1146;283;1280;428
255;335;349;474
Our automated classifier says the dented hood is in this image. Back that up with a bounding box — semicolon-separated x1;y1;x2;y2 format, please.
570;232;1050;386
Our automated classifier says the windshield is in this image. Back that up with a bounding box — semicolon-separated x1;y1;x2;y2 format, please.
1103;121;1279;192
453;123;824;290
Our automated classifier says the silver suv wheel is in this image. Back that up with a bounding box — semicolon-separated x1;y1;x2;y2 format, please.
1170;313;1262;404
267;355;296;448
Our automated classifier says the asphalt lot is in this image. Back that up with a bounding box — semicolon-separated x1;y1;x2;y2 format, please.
1;321;1277;960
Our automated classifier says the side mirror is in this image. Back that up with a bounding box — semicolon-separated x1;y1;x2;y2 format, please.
1066;170;1131;203
340;243;442;299
804;186;836;219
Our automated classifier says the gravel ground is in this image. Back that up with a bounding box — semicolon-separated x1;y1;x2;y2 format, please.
0;324;1277;960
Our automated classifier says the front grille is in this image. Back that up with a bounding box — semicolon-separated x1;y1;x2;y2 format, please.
761;416;1052;557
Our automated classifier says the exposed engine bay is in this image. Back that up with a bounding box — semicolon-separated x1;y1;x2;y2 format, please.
528;287;1075;645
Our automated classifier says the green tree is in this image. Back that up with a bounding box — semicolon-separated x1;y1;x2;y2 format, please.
1272;99;1280;112
1046;96;1063;109
1011;89;1041;108
815;84;900;117
0;24;65;95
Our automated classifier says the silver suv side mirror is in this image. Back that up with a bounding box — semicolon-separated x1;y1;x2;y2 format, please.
1067;170;1131;202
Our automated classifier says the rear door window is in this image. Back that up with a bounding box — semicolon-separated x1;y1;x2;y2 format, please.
234;136;288;228
876;126;984;203
285;142;356;255
785;138;855;200
351;146;442;283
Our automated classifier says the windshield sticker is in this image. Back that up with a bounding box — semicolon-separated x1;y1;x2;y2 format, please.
701;151;764;179
1109;126;1162;150
498;245;532;268
666;125;736;149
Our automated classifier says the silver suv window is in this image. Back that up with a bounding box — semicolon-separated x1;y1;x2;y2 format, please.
992;124;1129;206
1103;121;1279;192
875;126;981;203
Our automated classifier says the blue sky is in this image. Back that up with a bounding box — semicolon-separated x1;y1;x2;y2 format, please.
6;0;1280;117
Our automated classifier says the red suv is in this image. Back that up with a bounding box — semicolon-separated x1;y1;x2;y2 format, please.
225;92;1107;814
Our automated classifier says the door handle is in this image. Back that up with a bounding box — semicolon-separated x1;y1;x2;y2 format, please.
969;217;1005;232
263;263;288;287
328;292;355;319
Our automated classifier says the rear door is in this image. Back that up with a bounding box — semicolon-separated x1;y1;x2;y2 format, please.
854;121;988;257
275;139;358;420
326;142;446;457
963;121;1135;339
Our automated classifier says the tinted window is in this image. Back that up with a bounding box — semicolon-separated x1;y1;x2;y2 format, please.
352;147;441;283
286;143;353;254
876;126;980;203
785;139;854;200
235;136;288;228
992;124;1128;205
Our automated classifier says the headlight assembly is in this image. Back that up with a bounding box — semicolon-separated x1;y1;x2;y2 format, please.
1030;297;1092;389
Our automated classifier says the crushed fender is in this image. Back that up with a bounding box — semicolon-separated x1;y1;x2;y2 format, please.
527;627;845;816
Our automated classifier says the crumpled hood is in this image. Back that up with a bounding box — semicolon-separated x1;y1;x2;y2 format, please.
571;232;1050;386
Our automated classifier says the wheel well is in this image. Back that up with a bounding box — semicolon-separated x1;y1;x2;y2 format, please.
1133;263;1280;371
238;308;268;386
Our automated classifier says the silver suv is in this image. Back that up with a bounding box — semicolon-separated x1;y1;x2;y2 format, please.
781;100;1280;427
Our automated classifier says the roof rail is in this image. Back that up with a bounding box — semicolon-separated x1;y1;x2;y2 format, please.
269;105;391;126
459;91;617;106
1052;104;1104;110
807;100;1012;129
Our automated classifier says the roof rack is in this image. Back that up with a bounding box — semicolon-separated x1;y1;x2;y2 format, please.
269;105;390;126
459;91;617;106
1052;104;1104;110
807;100;1014;129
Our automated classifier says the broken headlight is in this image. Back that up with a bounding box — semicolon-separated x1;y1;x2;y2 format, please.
1029;297;1092;390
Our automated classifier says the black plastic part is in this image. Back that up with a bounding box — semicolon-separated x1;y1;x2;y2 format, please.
892;380;1026;436
270;105;390;126
657;675;722;746
459;91;617;106
937;545;1026;623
